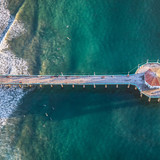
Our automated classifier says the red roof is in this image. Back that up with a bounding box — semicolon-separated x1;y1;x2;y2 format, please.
145;68;160;87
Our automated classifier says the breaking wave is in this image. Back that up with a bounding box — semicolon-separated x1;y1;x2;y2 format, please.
0;0;29;158
0;86;26;126
0;0;28;124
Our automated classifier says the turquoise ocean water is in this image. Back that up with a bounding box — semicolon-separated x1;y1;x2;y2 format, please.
1;0;160;159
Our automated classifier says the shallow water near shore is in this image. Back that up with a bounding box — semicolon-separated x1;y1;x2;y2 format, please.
1;0;160;159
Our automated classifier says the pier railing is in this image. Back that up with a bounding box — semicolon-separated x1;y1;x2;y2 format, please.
0;60;159;77
0;60;160;101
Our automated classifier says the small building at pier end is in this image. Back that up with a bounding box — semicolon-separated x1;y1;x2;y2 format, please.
0;60;160;101
145;68;160;89
135;62;160;99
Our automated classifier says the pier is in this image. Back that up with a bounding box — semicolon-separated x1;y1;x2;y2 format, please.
0;62;160;100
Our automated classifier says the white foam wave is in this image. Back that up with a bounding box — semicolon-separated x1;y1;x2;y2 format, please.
0;50;28;75
0;16;29;126
0;0;11;36
0;85;28;159
0;15;14;43
0;87;24;120
0;0;29;158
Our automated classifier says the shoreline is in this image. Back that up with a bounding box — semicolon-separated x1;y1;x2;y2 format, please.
0;0;29;75
0;0;29;131
0;15;14;43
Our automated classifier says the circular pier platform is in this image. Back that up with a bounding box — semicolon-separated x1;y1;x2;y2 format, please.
135;62;160;99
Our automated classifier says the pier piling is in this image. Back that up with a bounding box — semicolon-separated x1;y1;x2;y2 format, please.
0;61;160;101
148;97;151;102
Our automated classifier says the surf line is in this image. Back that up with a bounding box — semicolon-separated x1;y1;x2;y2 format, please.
0;15;14;43
0;0;25;44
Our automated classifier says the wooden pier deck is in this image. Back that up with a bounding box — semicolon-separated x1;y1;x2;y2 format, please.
0;62;160;99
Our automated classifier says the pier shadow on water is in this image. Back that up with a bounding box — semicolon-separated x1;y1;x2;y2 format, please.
5;85;160;160
10;85;159;121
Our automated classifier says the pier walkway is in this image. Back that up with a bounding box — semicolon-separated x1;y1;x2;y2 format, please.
0;62;160;100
